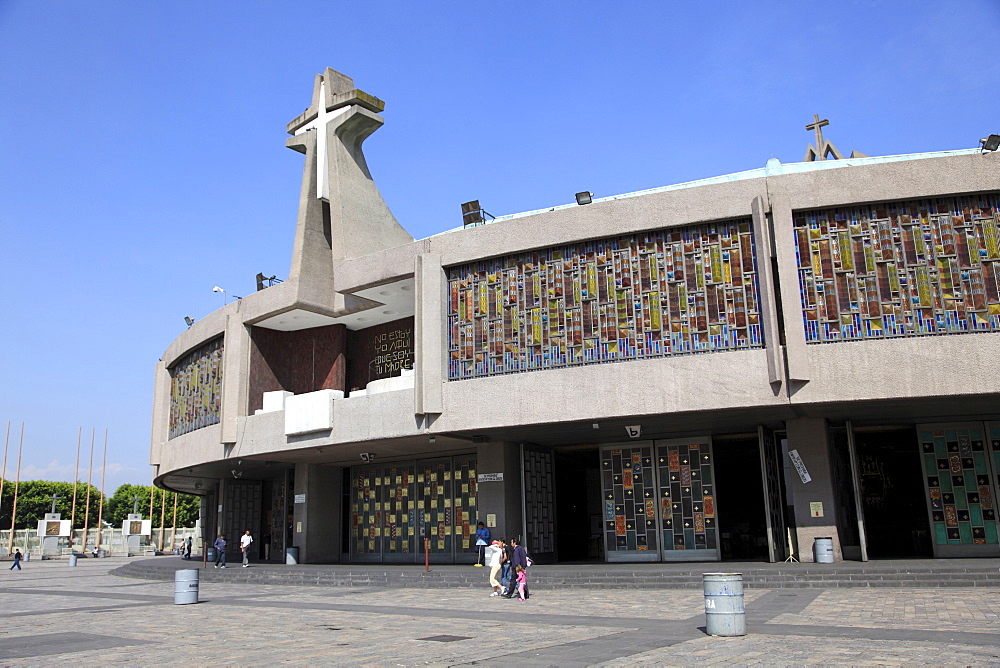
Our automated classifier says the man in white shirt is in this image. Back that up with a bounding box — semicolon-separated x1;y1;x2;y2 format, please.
240;530;253;568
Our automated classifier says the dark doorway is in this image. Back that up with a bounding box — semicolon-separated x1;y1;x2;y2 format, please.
713;436;770;561
854;427;932;558
554;449;602;561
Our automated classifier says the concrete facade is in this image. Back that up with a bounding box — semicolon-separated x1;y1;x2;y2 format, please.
151;67;1000;565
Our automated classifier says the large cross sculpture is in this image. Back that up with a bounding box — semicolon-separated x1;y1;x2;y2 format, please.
805;114;830;160
48;494;62;514
293;80;351;201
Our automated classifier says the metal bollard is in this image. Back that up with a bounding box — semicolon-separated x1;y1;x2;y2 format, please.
813;537;834;563
69;554;78;567
174;569;199;605
703;572;746;636
285;547;299;565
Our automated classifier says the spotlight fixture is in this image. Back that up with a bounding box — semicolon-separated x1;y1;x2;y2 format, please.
212;286;227;304
256;273;283;291
592;423;600;430
980;135;1000;152
460;200;495;228
575;191;593;206
184;316;195;327
429;436;436;444
231;469;243;479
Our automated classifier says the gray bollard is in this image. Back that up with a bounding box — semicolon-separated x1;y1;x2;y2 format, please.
69;554;78;567
813;537;834;563
174;569;199;605
703;572;746;636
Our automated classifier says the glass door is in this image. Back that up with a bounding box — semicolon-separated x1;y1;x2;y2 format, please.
601;443;660;562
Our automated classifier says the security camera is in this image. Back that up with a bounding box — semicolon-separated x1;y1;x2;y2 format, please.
231;469;243;479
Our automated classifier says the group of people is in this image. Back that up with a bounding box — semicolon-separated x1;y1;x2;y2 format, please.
477;523;531;601
213;530;253;568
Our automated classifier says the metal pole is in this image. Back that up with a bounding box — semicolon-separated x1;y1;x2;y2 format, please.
148;468;155;520
0;421;10;513
69;427;81;549
171;492;178;552
7;422;24;555
96;429;108;551
158;486;167;551
81;428;95;554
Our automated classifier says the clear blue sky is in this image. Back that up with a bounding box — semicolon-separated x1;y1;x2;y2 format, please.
2;1;998;492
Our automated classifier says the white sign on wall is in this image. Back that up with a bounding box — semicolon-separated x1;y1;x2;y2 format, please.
477;473;503;482
788;449;812;483
294;494;306;504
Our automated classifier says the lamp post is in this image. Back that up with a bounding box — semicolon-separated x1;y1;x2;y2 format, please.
212;286;227;304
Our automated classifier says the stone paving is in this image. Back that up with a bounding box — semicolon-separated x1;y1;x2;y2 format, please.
1;558;999;666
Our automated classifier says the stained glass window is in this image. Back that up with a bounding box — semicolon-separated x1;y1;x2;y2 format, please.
793;194;1000;343
447;220;762;380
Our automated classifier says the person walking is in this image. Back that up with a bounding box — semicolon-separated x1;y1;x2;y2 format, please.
184;536;192;560
9;549;22;571
474;522;490;567
213;535;227;568
502;537;528;598
515;564;528;601
240;530;253;568
499;538;511;592
486;540;503;596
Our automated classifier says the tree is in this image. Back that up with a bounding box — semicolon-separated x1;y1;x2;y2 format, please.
106;484;200;527
0;480;102;530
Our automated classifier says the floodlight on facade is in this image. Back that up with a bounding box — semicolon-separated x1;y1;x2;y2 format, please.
184;316;195;327
981;135;1000;152
576;191;593;205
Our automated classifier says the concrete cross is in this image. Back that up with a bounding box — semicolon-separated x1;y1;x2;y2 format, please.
806;114;830;160
293;80;351;201
132;496;141;514
48;494;62;514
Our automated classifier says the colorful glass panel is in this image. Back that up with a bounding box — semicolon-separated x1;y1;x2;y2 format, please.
793;194;1000;343
657;441;717;552
602;446;658;554
919;426;997;546
447;220;762;379
168;336;223;439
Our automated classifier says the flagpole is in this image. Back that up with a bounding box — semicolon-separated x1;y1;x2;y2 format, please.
158;486;167;551
171;492;178;553
96;429;108;552
81;428;95;555
69;427;81;549
6;422;24;555
0;421;10;512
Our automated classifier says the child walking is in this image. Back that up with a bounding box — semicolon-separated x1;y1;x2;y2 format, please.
515;564;527;601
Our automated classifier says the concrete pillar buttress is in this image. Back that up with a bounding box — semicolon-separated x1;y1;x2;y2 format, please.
293;463;342;563
474;442;523;542
786;417;843;561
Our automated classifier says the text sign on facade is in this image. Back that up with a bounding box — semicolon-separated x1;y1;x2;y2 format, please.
477;473;503;482
372;327;413;377
294;493;306;504
810;501;824;517
788;449;812;483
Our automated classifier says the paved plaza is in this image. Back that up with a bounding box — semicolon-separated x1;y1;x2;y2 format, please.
2;558;1000;666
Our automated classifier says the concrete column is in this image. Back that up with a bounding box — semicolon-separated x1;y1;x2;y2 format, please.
750;196;784;387
786;417;843;561
770;193;810;383
293;463;342;563
220;315;249;444
474;442;523;542
149;361;170;467
415;253;445;416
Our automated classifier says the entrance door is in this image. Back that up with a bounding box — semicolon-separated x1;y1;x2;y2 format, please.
758;427;788;562
656;438;721;561
522;444;556;562
917;423;998;557
555;449;601;561
348;455;478;563
601;443;660;562
854;427;931;558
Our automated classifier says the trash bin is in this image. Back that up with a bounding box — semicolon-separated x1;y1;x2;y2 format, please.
23;553;30;562
286;547;299;565
703;573;746;636
206;547;217;563
174;569;199;605
69;554;78;567
814;537;835;563
97;549;107;558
